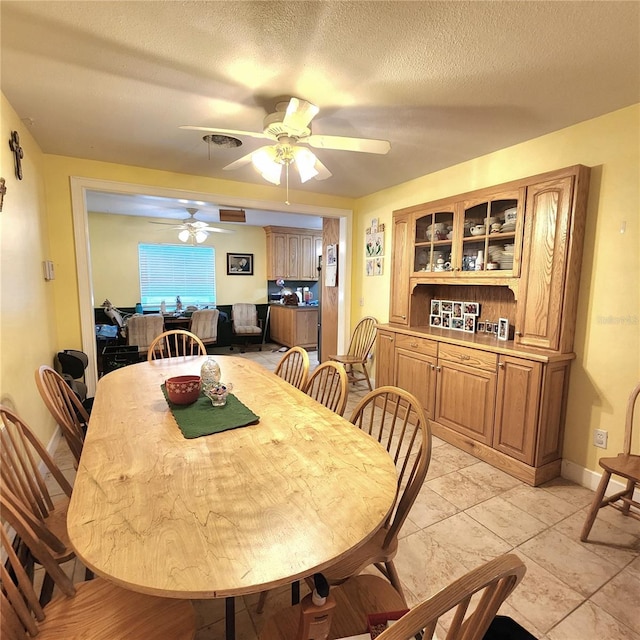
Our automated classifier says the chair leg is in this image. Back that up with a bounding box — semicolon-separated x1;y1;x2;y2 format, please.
362;362;373;391
580;470;611;542
39;571;55;606
621;479;636;516
256;590;268;614
384;560;406;602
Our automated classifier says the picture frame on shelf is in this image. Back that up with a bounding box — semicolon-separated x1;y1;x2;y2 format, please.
485;322;495;334
430;299;441;316
498;318;509;341
477;321;486;333
463;314;476;333
452;301;463;319
451;317;464;331
441;300;453;314
429;314;442;327
464;302;480;316
442;312;451;329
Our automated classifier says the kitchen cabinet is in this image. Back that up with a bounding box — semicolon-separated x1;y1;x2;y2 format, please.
389;213;411;324
409;187;525;280
395;334;437;419
435;344;497;445
269;305;318;349
515;170;589;352
374;325;573;485
264;226;322;281
375;330;396;389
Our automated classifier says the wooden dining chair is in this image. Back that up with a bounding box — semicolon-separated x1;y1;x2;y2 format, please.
303;361;349;416
35;365;88;467
329;316;378;391
147;329;206;361
581;381;640;542
275;347;310;390
0;405;93;605
259;554;527;640
326;386;431;597
0;495;197;640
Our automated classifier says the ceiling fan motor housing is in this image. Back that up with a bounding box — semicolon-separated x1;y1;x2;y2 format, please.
263;111;311;140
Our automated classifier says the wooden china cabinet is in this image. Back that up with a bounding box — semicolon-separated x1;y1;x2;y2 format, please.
378;165;590;486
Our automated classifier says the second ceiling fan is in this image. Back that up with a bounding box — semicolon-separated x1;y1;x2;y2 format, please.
181;97;391;186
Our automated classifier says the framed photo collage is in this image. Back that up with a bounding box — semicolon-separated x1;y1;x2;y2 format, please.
429;300;509;340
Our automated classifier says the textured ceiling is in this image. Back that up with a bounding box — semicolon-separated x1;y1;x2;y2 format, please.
2;1;639;206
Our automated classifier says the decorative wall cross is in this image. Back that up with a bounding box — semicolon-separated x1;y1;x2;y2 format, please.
9;131;23;180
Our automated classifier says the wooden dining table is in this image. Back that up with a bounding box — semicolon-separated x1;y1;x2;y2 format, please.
67;355;397;638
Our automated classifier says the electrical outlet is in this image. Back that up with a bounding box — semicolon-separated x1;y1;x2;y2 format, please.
593;429;608;449
359;297;365;307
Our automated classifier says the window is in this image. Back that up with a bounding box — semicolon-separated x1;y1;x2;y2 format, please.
138;243;216;309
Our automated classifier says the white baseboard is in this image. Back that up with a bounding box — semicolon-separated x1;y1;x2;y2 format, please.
562;458;639;501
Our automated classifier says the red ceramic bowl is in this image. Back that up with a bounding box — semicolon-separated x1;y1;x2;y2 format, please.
165;375;201;405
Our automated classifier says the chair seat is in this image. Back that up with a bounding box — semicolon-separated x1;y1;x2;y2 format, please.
329;354;363;365
599;453;640;480
36;577;196;640
235;326;262;335
260;575;406;640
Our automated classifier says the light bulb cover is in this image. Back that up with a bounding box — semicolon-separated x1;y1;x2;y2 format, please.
293;147;319;183
195;230;208;243
178;229;190;243
252;147;282;185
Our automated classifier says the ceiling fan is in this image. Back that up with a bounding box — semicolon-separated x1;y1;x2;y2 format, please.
150;208;233;244
181;97;391;188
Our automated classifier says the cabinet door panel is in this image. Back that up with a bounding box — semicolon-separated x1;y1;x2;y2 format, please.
395;349;437;419
272;233;287;279
375;331;396;389
288;235;300;278
435;361;496;444
390;214;410;324
300;235;314;279
493;357;541;464
516;177;573;350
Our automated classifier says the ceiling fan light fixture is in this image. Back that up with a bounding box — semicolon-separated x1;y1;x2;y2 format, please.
178;229;191;243
252;147;282;185
293;147;319;183
195;230;208;243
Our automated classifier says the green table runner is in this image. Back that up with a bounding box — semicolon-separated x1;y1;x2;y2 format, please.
161;385;260;439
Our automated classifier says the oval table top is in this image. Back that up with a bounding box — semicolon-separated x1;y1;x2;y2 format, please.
67;356;397;599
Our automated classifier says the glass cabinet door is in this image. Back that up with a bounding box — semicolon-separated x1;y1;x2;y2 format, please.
413;209;455;274
460;189;524;275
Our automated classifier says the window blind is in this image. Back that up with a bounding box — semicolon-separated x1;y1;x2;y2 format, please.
138;243;216;309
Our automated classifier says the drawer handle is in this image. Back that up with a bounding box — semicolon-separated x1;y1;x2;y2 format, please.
436;366;441;372
401;315;407;320
383;335;393;341
515;331;522;336
498;362;505;369
410;342;418;348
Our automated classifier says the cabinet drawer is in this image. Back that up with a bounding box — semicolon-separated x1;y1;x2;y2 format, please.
438;344;496;371
395;334;437;357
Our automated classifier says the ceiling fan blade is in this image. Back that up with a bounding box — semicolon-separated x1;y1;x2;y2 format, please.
305;134;391;155
313;157;332;181
180;125;275;142
204;227;234;234
223;147;268;171
149;221;178;226
283;98;320;135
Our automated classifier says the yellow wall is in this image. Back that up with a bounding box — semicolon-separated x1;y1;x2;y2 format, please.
89;212;269;306
42;155;354;350
0;95;59;445
353;104;640;475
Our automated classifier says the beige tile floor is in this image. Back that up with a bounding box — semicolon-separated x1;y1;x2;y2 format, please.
43;344;640;640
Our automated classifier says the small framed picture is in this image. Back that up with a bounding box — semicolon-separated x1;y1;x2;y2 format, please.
441;300;453;314
441;312;452;329
464;302;480;316
485;322;495;334
452;301;463;319
463;314;476;333
451;317;464;331
498;318;509;341
430;300;441;316
477;321;486;333
430;314;442;327
227;253;253;275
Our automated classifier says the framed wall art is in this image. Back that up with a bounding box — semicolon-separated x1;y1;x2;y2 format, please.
227;253;253;275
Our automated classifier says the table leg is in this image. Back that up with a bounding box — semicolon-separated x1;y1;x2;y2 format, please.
225;597;235;640
291;580;300;605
